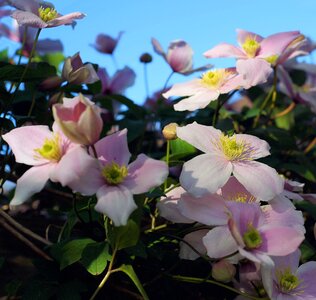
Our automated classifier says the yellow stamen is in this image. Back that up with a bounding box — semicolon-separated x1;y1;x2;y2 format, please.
220;134;246;161
102;162;128;185
243;224;262;249
34;134;62;161
242;36;260;58
276;268;301;293
265;54;279;65
226;192;256;203
201;69;231;90
38;6;58;22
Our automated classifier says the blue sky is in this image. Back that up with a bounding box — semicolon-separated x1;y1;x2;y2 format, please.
3;0;316;104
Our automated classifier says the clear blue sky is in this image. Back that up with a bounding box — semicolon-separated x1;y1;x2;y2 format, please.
3;0;316;103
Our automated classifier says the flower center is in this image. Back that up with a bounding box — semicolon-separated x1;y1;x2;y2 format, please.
102;162;128;185
277;268;300;293
220;134;246;160
243;224;262;249
34;135;62;161
38;6;58;22
265;54;279;65
227;192;256;203
201;70;230;89
242;37;260;58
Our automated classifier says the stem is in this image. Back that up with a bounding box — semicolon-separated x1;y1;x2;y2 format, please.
163;71;174;90
171;275;269;300
0;208;52;245
89;247;118;300
0;28;42;117
143;63;150;99
212;91;237;127
164;140;170;191
27;90;37;117
17;26;28;66
253;68;278;128
112;55;118;70
91;144;98;158
0;217;52;260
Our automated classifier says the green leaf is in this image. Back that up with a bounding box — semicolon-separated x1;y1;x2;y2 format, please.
60;210;78;241
107;219;140;250
52;238;95;270
300;241;316;263
170;138;196;156
283;163;316;183
295;201;316;219
81;242;111;275
274;108;294;130
118;264;149;300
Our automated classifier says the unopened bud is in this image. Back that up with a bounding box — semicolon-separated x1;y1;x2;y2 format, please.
212;260;236;283
140;53;153;63
162;123;178;140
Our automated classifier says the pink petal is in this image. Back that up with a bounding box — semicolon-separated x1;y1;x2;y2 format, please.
203;226;238;258
11;10;47;28
178;192;227;225
180;154;233;197
204;43;246;59
50;147;104;195
220;176;255;201
167;40;193;73
179;230;208;260
36;38;63;54
2;125;53;165
258;31;301;57
110;67;136;94
124;154;168;194
233;161;284;201
260;227;304;256
173;90;219;111
235;133;271;159
95;185;137;226
151;37;166;57
176;122;222;153
297;261;316;297
10;164;52;206
236;29;264;46
272;249;300;273
46;12;86;28
94;129;131;165
236;58;272;88
9;0;40;13
163;79;202;98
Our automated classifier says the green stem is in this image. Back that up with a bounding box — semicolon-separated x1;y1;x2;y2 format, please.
27;91;37;117
1;28;42;117
89;247;118;300
171;275;269;300
17;26;28;66
164;140;170;191
252;68;277;128
163;71;174;90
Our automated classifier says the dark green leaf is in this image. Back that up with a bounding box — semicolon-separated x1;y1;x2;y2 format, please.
81;242;111;275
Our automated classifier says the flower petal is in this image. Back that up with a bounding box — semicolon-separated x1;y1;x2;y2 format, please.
180;154;233;197
203;43;245;59
179;230;208;260
163;79;202;98
11;10;47;28
10;164;52;206
176;122;222;153
173;91;219;111
2;125;53;165
46;12;86;28
50;147;104;195
236;58;272;88
178;192;227;225
236;29;264;46
94;129;131;165
233;161;284;201
124;154;168;194
95;185;137;226
203;226;238;258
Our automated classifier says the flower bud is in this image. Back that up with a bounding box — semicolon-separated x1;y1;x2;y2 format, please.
62;52;99;85
212;260;236;283
53;94;103;145
162;123;178;140
140;53;153;63
92;32;123;54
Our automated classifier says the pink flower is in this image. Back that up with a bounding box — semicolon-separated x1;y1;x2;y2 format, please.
10;0;85;28
176;122;284;200
55;129;168;226
204;29;302;87
61;52;99;85
91;32;123;55
52;94;103;146
98;67;136;95
163;68;245;111
152;38;212;75
2;123;78;206
261;250;316;299
203;202;304;266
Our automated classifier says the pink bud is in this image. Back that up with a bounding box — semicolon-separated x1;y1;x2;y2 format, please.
53;94;103;145
62;52;99;85
167;40;193;73
92;32;123;54
212;260;236;283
